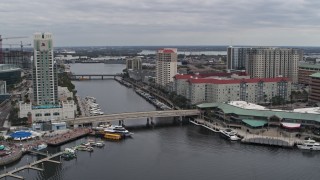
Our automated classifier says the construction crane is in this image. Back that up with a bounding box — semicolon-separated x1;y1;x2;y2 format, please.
2;41;32;52
0;35;28;63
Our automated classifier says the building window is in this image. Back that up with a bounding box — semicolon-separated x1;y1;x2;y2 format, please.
44;113;51;116
53;112;59;116
35;113;42;117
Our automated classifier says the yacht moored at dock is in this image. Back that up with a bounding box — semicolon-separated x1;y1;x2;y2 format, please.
220;129;241;141
104;125;133;137
33;143;48;151
297;139;320;150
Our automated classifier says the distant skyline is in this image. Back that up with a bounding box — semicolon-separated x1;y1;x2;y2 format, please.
1;0;320;47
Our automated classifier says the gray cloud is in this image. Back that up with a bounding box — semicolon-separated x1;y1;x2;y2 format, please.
0;0;320;46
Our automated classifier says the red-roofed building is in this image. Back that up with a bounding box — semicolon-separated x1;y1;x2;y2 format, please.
173;73;291;104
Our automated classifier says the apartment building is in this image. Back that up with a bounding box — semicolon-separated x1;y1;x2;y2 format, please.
227;47;303;83
156;48;177;87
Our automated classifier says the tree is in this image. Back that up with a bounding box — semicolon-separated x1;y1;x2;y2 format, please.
271;96;285;106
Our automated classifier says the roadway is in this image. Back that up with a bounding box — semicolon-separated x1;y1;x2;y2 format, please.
0;100;12;128
60;109;200;125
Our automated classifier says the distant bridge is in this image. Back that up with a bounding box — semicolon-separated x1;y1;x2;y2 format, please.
60;109;200;126
70;73;123;80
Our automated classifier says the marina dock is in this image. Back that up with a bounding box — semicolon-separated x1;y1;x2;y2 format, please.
191;118;303;147
0;151;63;179
46;128;91;146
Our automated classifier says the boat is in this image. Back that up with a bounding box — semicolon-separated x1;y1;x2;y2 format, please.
86;146;94;152
62;148;77;160
94;141;105;147
219;129;241;141
76;145;88;151
104;125;133;137
33;143;48;151
104;133;122;140
297;139;320;150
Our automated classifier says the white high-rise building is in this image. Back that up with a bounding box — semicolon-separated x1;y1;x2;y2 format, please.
227;47;303;83
33;32;58;105
156;48;177;87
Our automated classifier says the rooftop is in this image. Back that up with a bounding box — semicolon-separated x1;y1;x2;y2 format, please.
228;101;267;110
32;104;62;109
309;72;320;78
299;64;320;69
188;77;290;84
174;72;248;80
197;101;320;122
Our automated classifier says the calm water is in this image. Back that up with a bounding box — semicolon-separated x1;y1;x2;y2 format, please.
1;63;320;180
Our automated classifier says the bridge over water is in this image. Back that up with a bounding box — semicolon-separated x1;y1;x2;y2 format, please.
60;109;200;126
70;73;123;80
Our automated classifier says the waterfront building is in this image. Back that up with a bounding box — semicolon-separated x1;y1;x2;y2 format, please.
308;72;320;102
0;64;22;85
298;64;320;85
174;73;291;105
19;33;76;123
19;101;76;122
32;32;58;105
227;47;303;83
173;72;248;97
156;48;178;87
126;56;142;70
197;101;320;129
2;50;32;69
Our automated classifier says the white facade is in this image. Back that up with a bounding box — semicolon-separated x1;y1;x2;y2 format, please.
156;48;178;87
175;76;291;105
19;100;76;122
33;32;58;105
126;57;142;70
227;47;302;83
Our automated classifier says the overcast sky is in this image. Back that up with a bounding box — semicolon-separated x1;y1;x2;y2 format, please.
1;0;320;47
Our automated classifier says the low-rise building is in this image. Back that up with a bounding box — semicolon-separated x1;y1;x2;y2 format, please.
19;100;76;122
298;64;320;85
197;101;320;129
0;64;22;86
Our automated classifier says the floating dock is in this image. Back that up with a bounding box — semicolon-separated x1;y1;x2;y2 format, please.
0;151;63;179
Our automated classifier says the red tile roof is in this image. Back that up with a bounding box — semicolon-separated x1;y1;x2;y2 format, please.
157;48;176;54
174;71;248;80
188;77;290;84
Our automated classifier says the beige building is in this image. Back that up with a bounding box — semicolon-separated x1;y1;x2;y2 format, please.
156;48;177;87
174;74;291;105
298;64;320;85
126;56;142;70
309;73;320;102
228;47;302;83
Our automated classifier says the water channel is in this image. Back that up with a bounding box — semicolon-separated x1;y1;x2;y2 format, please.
1;63;320;180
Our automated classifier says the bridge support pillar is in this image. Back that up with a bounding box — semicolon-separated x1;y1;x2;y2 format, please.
92;122;99;128
118;120;125;126
146;117;154;128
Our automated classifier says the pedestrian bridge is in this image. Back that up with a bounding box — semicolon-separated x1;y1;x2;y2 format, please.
61;109;200;125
